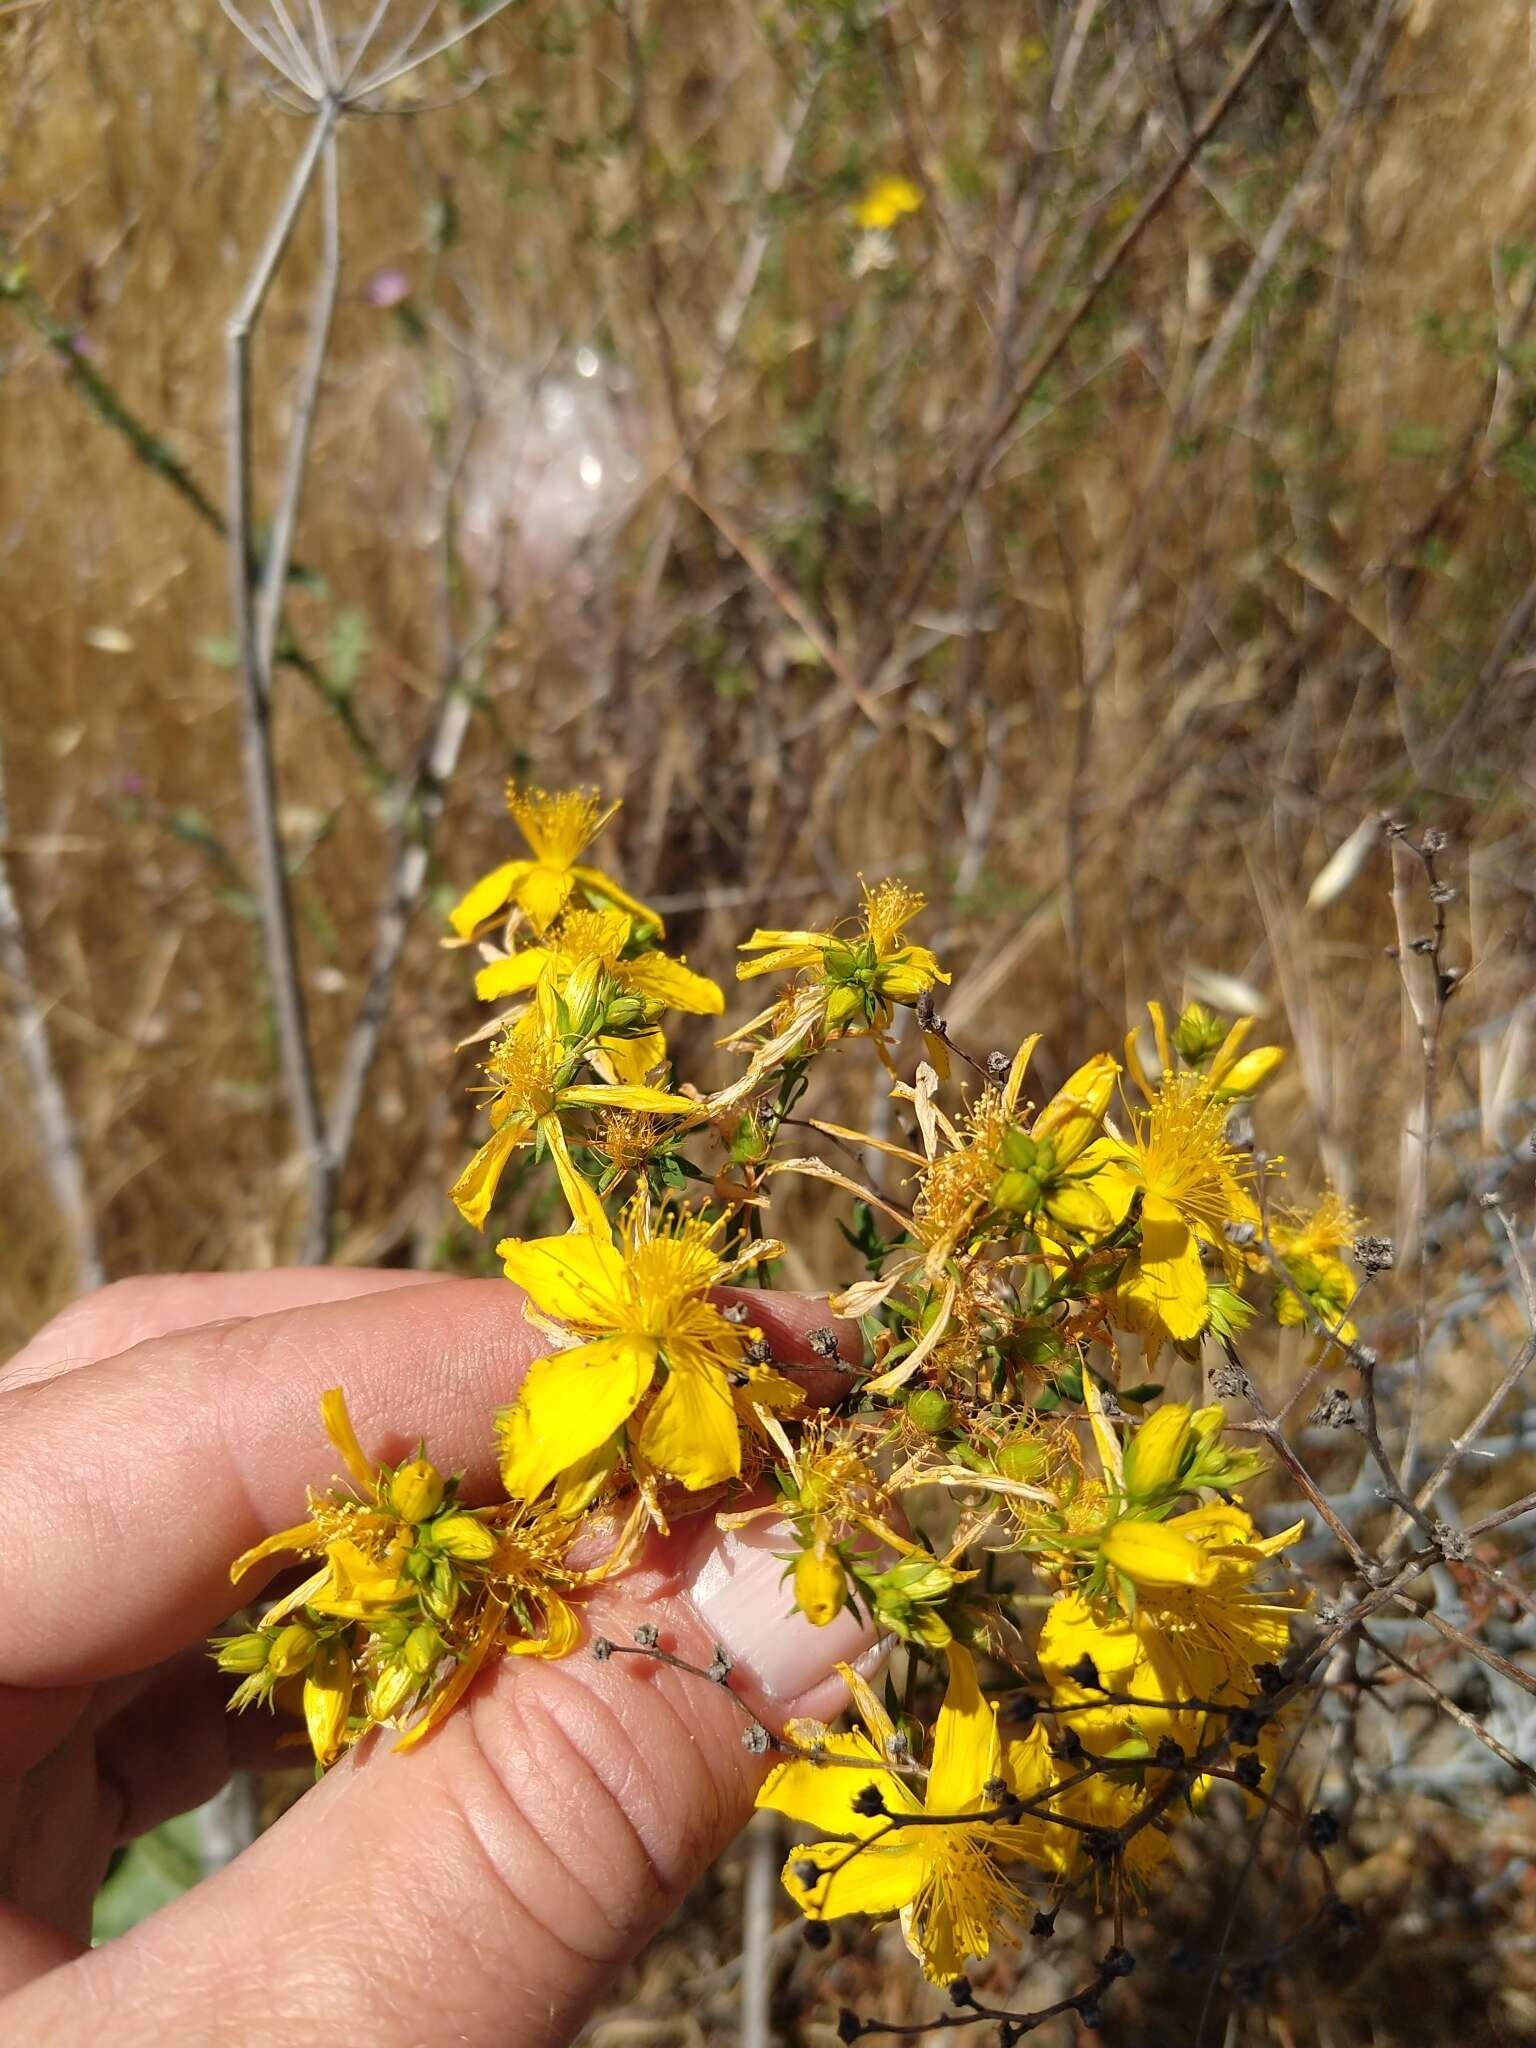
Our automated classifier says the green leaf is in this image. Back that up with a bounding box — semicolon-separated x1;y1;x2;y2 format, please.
92;1816;202;1942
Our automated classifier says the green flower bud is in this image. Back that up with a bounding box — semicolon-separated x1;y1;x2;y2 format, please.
998;1130;1038;1172
907;1389;953;1434
428;1512;497;1562
214;1631;272;1675
268;1621;320;1678
825;982;869;1030
404;1623;445;1676
1173;1001;1227;1065
994;1169;1040;1213
995;1438;1047;1482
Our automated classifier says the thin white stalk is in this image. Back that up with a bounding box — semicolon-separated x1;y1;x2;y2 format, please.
304;0;340;91
256;131;342;686
353;0;436;93
357;0;518;94
265;0;325;95
226;107;339;1263
218;0;314;93
341;0;398;91
0;740;104;1294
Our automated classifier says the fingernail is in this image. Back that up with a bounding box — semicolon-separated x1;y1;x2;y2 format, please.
685;1517;879;1706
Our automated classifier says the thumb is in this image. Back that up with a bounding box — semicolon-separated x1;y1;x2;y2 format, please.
0;1513;880;2048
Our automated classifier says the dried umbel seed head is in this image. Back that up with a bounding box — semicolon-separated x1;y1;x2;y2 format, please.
1208;1357;1251;1401
1311;1387;1356;1430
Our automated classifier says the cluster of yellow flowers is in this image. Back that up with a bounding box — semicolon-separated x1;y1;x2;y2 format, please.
219;784;1356;1990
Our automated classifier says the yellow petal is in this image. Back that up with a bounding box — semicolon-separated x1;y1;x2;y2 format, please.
449;860;533;940
1205;1014;1254;1084
1100;1517;1221;1588
498;1226;628;1326
306;1537;412;1619
516;860;577;932
320;1387;378;1495
1001;1032;1041;1115
591;1030;669;1087
1147;999;1172;1076
498;1337;654;1501
635;1357;741;1489
1123;1192;1209;1340
509;1591;583;1660
756;1731;915;1834
395;1595;508;1752
229;1519;322;1585
560;1081;697;1118
780;1838;929;1922
735;937;826;980
450;1119;529;1230
540;1115;611;1238
925;1644;1000;1815
569;863;665;934
474;950;551;1003
621;951;725;1015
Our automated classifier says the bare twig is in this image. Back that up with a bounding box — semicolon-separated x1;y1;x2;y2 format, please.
0;736;103;1292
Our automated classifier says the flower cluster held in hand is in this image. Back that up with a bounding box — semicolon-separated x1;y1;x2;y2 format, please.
219;783;1346;1991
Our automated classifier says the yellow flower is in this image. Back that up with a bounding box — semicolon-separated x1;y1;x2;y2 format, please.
449;785;663;940
497;1199;793;1503
1042;1504;1304;1762
1272;1193;1362;1345
854;174;924;232
225;1389;593;1764
1079;1072;1259;1346
1129;1001;1284;1102
737;878;949;1032
450;1010;696;1231
757;1646;1052;1984
474;907;723;1087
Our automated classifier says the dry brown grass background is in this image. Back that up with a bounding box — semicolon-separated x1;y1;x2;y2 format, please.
5;0;1536;2039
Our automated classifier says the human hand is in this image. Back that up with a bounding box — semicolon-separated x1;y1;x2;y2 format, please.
0;1268;878;2046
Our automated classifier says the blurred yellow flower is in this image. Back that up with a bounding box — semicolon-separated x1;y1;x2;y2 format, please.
449;785;663;939
854;173;924;231
474;906;722;1087
1079;1072;1258;1346
450;1009;695;1230
737;877;949;1031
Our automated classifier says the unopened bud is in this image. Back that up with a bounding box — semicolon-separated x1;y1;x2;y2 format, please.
1032;1053;1118;1164
404;1623;444;1675
1042;1181;1112;1237
428;1512;497;1562
1217;1045;1285;1097
825;983;868;1030
267;1621;320;1678
214;1631;272;1675
303;1639;355;1766
793;1538;848;1628
389;1459;445;1524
